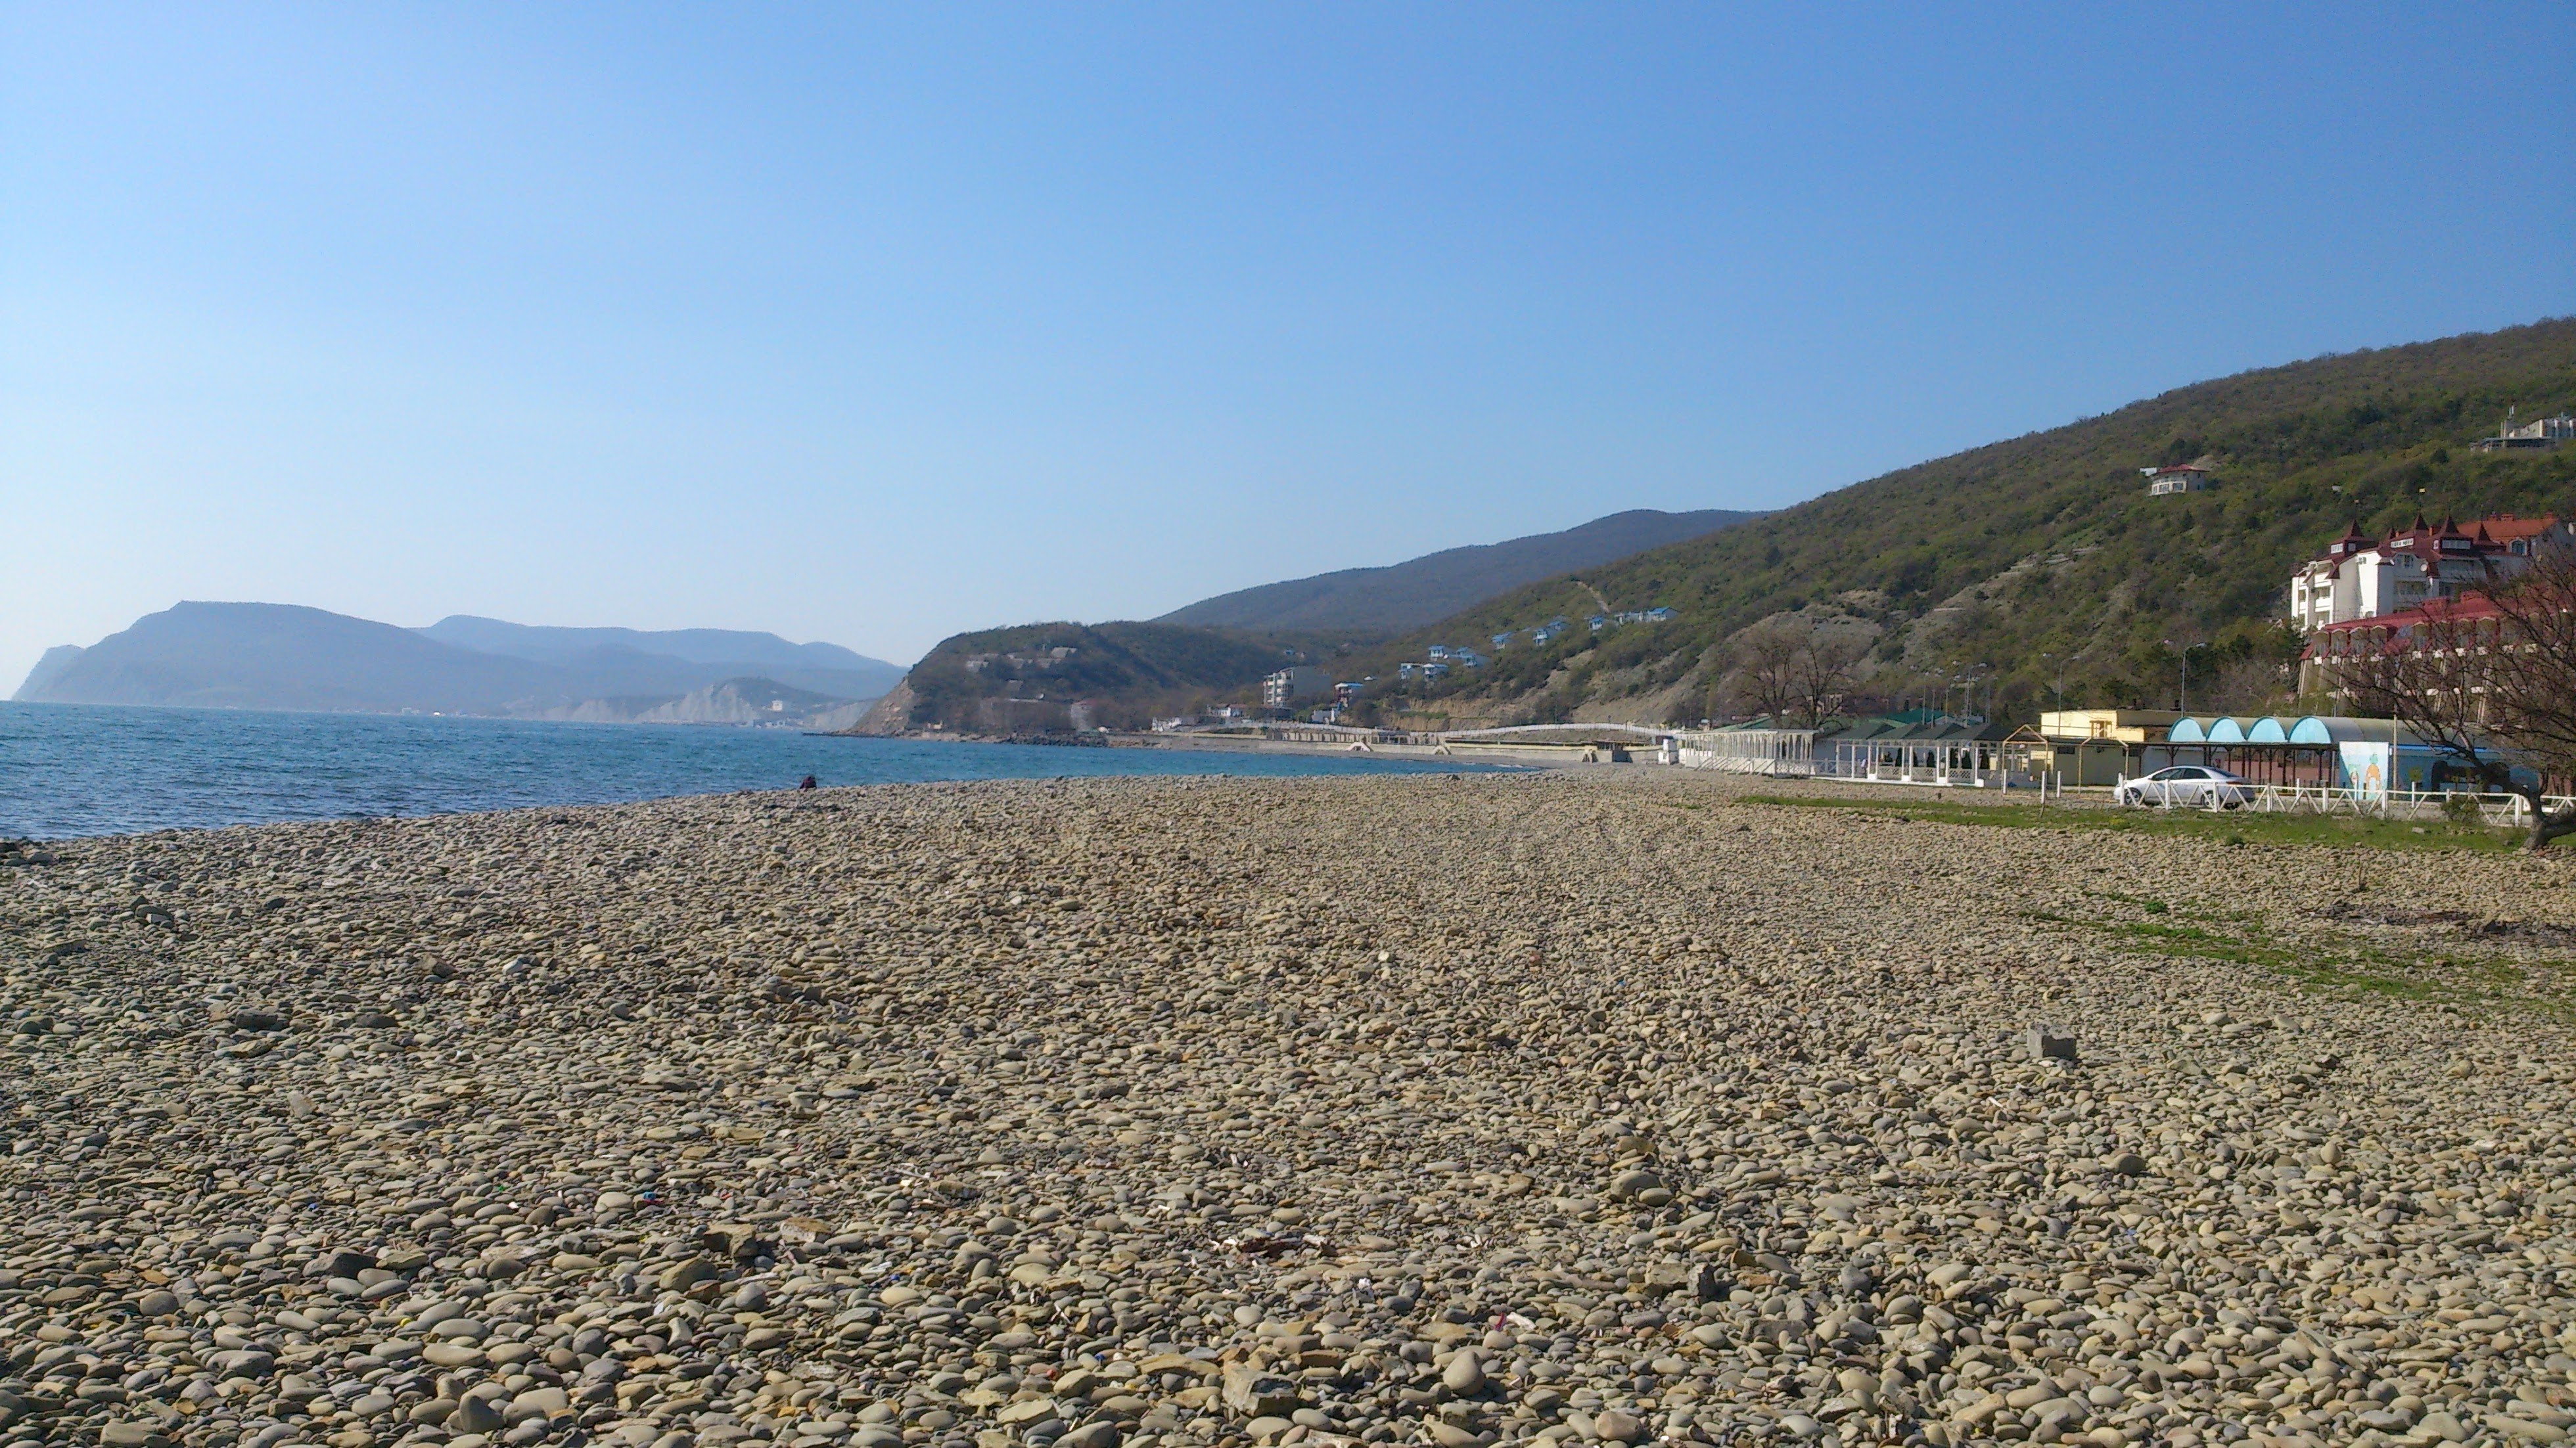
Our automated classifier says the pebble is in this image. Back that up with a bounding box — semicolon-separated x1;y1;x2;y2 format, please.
1;769;2573;1448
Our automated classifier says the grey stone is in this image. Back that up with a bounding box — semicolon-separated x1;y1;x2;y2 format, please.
2020;1026;2076;1061
1440;1349;1484;1394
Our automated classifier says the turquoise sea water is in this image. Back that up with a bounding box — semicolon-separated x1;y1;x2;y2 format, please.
0;702;1499;839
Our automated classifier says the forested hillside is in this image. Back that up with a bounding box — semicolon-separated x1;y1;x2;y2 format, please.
1157;508;1757;632
852;621;1366;733
1357;319;2576;727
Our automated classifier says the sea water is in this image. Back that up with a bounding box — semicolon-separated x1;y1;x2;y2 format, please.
0;702;1501;839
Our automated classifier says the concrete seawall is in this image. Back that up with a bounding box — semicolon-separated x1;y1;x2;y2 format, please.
1105;732;1607;767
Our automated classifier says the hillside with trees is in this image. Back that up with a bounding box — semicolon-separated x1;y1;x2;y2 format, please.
850;621;1369;735
1348;319;2576;729
1157;508;1758;633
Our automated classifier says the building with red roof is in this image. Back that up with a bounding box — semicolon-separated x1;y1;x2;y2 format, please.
2288;512;2571;634
2140;463;2213;496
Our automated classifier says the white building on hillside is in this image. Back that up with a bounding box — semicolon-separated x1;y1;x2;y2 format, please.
2142;464;2213;495
2473;411;2575;452
1262;666;1327;708
2288;513;2573;633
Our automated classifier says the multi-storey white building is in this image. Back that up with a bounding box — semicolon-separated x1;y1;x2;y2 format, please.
2288;514;2573;633
1262;666;1327;708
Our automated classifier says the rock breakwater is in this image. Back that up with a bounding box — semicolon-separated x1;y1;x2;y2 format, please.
4;772;2575;1448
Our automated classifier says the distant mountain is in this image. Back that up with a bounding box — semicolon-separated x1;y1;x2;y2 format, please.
1157;508;1761;633
555;677;879;730
16;645;88;699
850;509;1763;733
853;620;1343;735
415;616;904;700
14;602;898;725
19;603;561;713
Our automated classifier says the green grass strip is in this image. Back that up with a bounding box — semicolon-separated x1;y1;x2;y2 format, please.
1736;793;2519;853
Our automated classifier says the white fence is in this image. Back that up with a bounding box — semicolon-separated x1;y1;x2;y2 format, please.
2247;784;2576;825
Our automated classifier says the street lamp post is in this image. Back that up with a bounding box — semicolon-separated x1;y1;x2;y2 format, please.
2163;639;2190;714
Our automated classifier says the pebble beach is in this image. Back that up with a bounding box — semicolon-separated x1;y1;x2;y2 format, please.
5;770;2576;1448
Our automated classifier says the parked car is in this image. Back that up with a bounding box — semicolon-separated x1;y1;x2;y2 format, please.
2117;765;2254;809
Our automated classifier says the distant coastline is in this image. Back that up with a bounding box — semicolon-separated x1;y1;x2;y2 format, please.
0;702;1510;839
12;602;903;725
6;695;871;729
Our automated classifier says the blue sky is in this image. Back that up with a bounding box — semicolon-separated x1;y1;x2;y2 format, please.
5;3;2570;680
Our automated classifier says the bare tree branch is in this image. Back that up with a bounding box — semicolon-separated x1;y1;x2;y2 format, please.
1794;628;1868;727
1725;620;1805;725
2332;549;2576;850
1725;618;1875;727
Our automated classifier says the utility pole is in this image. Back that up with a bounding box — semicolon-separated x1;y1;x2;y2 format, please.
2163;639;2190;714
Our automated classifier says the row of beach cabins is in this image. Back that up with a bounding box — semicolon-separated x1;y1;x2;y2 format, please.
1674;708;2499;803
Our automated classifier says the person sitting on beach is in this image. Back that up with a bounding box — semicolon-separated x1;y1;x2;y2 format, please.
798;775;817;791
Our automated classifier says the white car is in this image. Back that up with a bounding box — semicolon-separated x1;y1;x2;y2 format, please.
2117;765;2254;809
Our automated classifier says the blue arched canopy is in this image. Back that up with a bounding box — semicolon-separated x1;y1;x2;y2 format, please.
2289;715;2427;746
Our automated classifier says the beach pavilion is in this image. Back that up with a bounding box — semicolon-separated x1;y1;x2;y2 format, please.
2151;715;2449;793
